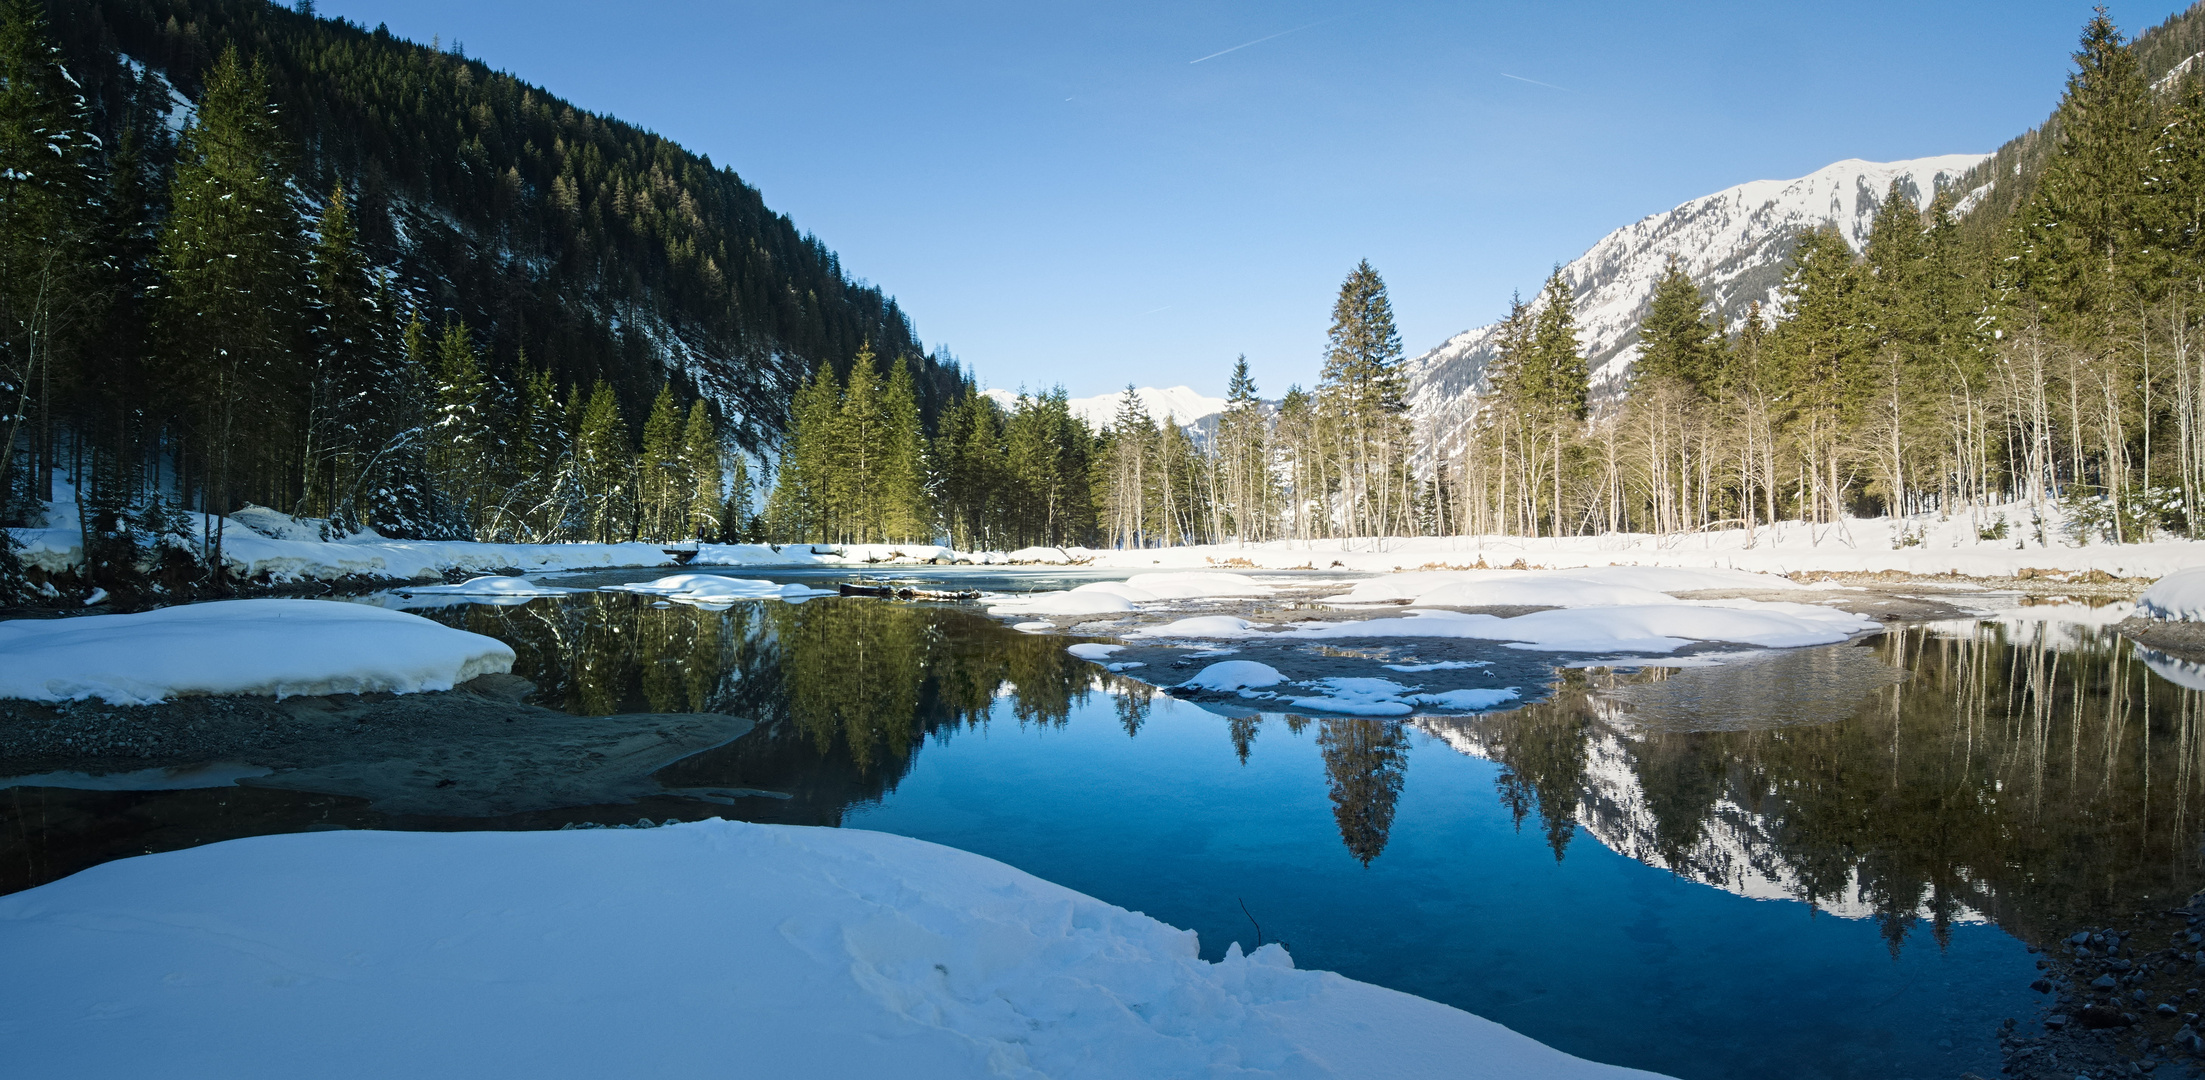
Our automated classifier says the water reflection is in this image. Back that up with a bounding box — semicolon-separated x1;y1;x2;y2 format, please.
416;595;1152;812
1432;622;2205;952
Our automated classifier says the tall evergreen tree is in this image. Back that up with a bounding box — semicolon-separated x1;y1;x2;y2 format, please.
1634;258;1721;396
1319;260;1409;537
679;399;723;540
155;46;306;577
638;383;683;539
2021;7;2157;324
0;0;96;509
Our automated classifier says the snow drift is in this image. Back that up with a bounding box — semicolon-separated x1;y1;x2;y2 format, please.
0;821;1671;1080
0;599;514;705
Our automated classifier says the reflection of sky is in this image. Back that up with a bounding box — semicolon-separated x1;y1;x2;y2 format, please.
847;691;2030;1080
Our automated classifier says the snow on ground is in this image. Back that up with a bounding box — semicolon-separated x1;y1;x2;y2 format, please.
2140;568;2205;620
1321;565;1793;607
0;599;513;705
0;821;1670;1080
1060;502;2205;579
600;573;830;608
1127;601;1875;653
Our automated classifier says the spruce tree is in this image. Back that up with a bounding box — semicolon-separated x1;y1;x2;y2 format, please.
1634;258;1720;396
767;361;840;542
638;383;683;539
679;399;722;540
2021;8;2156;324
1318;260;1408;536
427;321;498;535
155;47;306;578
575;380;632;542
0;0;96;507
303;182;386;527
878;356;929;541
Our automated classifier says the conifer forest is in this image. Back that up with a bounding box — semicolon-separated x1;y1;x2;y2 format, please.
11;0;2205;598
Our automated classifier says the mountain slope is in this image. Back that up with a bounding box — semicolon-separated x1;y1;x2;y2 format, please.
47;0;958;448
1405;154;1984;443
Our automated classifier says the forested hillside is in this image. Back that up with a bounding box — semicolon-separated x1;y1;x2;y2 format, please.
0;0;963;562
50;0;957;436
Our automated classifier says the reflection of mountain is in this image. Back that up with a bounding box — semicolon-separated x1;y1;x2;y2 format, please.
1422;623;2205;951
1427;719;1977;924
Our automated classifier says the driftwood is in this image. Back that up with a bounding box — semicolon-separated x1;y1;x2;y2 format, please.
837;582;981;601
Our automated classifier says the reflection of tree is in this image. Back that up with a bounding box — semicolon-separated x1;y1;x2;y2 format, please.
1318;717;1409;865
1448;624;2205;952
1114;681;1154;736
1479;674;1591;861
421;595;1107;816
1228;714;1260;763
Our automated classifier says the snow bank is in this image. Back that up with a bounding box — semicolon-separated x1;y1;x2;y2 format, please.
2140;569;2205;621
0;821;1670;1080
1128;600;1874;653
1324;565;1794;608
1181;660;1287;691
398;574;576;598
988;590;1138;616
0;599;514;705
601;573;829;608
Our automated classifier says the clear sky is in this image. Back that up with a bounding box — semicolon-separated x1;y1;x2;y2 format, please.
318;1;2194;401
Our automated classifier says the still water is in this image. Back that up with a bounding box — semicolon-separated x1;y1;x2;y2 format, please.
8;576;2205;1080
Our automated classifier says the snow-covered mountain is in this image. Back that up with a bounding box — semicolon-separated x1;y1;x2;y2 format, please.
981;385;1227;432
1405;153;1989;446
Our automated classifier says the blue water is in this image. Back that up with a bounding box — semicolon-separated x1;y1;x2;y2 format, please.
849;693;2035;1080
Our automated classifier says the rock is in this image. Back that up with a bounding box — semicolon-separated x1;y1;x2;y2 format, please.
2080;1004;2133;1028
2034;979;2056;993
2097;975;2122;990
2162;1003;2183;1015
2046;1014;2071;1030
2075;932;2096;947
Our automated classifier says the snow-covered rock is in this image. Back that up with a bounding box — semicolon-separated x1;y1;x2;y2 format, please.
2139;568;2205;621
1181;659;1288;691
0;821;1672;1080
1406;154;1988;444
0;599;514;705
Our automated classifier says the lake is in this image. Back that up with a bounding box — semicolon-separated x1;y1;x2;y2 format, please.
5;570;2199;1080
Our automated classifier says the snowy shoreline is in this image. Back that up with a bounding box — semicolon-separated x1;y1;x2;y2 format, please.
0;820;1674;1079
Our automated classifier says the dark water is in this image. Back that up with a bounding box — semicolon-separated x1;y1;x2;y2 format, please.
7;579;2205;1080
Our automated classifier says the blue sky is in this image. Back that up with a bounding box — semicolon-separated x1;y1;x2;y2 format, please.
320;1;2193;400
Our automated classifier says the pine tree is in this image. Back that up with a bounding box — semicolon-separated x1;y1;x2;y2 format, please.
638;383;683;540
575;381;633;542
1772;225;1870;523
767;361;840;542
679;399;723;540
1634;258;1721;396
0;0;97;510
302;182;388;528
1217;355;1271;541
2021;8;2156;326
1318;260;1408;537
877;356;930;541
154;46;306;579
426;321;498;534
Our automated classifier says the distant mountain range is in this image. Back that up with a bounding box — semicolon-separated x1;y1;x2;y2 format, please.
1402;154;1988;447
982;385;1228;431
